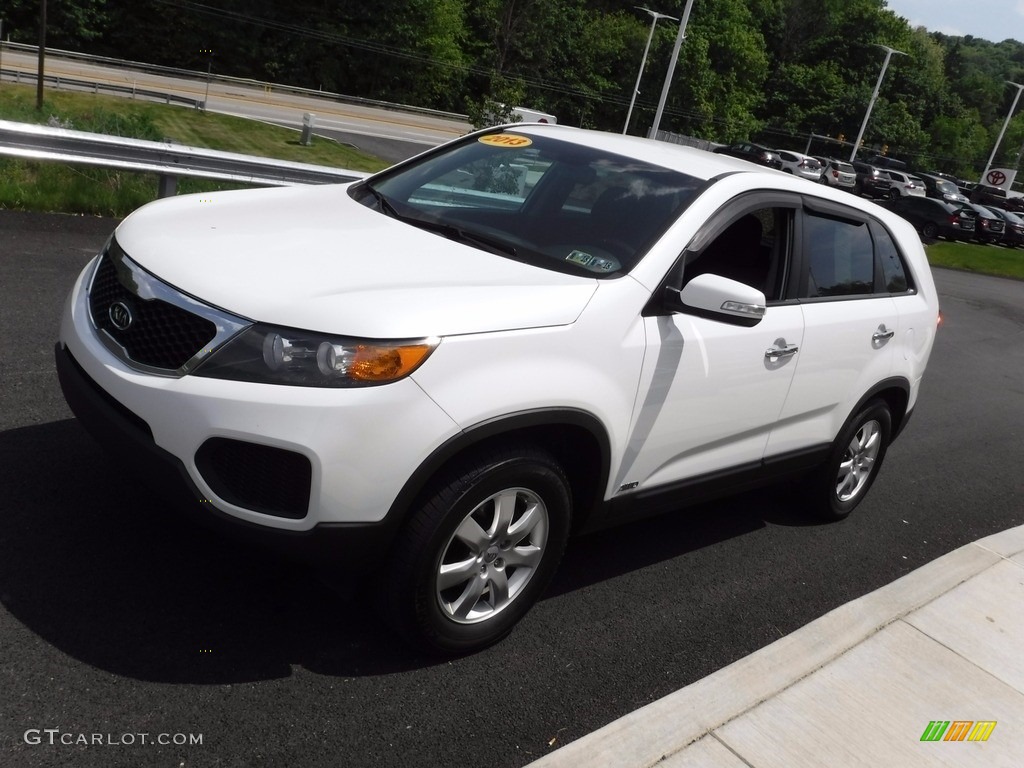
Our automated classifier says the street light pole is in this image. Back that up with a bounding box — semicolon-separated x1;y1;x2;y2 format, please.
623;8;677;135
850;44;906;162
981;81;1024;182
648;0;696;139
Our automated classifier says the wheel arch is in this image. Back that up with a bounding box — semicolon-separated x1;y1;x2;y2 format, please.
386;408;612;540
854;378;911;440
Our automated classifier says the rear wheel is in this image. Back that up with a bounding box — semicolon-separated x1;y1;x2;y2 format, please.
921;222;938;239
804;400;892;521
889;189;900;200
379;445;571;654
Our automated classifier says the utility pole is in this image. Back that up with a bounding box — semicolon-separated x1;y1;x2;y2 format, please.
203;49;213;111
36;0;46;110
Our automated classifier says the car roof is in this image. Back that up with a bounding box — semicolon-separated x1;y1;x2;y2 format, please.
507;123;775;181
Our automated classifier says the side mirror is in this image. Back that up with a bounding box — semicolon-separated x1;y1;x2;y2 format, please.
665;273;766;327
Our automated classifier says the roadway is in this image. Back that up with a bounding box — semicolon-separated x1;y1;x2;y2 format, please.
1;48;470;163
0;209;1022;767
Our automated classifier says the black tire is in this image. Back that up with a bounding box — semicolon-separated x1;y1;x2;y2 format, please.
921;222;938;239
379;445;571;654
817;175;828;185
804;400;892;521
889;189;900;200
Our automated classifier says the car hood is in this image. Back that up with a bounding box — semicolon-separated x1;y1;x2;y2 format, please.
113;184;598;338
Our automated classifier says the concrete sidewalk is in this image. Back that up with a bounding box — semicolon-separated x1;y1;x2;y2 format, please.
528;525;1024;768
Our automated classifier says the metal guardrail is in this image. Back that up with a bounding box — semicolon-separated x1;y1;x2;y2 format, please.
0;119;368;197
0;67;202;109
0;41;469;123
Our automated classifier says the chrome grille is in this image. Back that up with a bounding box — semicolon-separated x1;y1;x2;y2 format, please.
89;254;217;370
86;241;251;376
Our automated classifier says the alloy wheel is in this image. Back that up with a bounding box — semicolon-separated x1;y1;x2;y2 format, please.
435;487;549;624
835;419;882;502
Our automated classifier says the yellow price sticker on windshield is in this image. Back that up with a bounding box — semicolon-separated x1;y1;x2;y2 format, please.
478;134;533;148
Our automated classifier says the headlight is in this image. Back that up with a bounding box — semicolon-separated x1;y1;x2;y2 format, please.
193;324;438;387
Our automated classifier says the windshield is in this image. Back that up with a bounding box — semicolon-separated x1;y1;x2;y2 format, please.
936;179;959;195
352;130;704;277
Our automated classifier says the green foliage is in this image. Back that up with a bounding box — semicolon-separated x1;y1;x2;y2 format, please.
0;86;387;216
926;241;1024;280
4;0;1024;184
466;76;525;129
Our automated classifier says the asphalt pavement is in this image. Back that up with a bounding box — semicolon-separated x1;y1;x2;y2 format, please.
1;209;1022;767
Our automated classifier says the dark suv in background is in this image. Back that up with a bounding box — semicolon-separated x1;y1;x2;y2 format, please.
971;184;1024;213
915;173;969;205
712;142;784;169
852;161;892;198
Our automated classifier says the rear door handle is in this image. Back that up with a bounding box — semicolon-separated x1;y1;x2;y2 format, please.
872;327;895;343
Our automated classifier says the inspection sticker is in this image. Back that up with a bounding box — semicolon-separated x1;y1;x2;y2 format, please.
478;134;533;148
566;250;617;272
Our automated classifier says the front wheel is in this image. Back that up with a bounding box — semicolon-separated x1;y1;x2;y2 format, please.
804;400;892;521
379;445;571;654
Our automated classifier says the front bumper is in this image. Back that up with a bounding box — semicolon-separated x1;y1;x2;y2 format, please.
55;343;398;567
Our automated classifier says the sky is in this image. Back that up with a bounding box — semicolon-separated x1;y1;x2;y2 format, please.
883;0;1024;44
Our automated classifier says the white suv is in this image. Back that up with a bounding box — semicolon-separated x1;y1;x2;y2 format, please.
57;125;939;653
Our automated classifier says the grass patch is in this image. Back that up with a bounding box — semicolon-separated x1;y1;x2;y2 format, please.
926;240;1024;280
0;84;389;216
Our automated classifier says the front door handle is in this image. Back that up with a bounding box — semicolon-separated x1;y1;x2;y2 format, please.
765;344;799;359
872;326;895;343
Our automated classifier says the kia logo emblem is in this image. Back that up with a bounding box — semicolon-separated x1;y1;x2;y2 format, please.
108;301;133;330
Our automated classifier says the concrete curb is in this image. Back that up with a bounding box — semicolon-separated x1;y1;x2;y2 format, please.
527;525;1024;768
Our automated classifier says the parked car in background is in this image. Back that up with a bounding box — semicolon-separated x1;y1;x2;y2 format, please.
56;123;940;653
852;161;892;198
915;173;970;205
712;142;784;169
774;150;823;181
880;196;976;241
964;203;1005;244
977;205;1024;247
883;170;926;200
815;157;857;190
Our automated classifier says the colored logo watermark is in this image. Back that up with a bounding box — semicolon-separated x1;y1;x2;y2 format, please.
920;721;996;742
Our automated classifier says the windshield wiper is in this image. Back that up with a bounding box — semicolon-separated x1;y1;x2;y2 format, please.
363;184;400;218
362;184;518;258
421;221;519;258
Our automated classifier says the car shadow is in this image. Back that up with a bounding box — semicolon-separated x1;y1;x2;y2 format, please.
0;419;429;682
549;481;817;598
0;419;825;681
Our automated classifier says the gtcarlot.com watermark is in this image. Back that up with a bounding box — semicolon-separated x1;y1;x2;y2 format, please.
24;729;203;747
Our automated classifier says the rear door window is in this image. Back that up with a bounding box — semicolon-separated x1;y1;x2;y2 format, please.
801;213;874;297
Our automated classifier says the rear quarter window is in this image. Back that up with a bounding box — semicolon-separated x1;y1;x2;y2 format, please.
870;224;911;293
